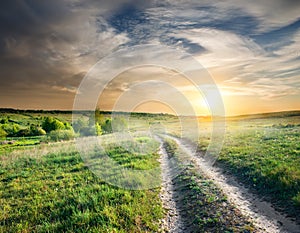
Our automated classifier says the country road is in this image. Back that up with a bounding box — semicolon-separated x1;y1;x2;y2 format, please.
159;135;300;233
159;140;185;232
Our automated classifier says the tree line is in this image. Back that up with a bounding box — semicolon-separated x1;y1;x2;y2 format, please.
0;112;127;142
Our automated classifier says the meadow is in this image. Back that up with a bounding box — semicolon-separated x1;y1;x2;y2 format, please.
197;112;300;219
0;135;163;232
0;109;299;232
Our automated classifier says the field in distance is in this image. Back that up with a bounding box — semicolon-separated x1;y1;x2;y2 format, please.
0;109;299;232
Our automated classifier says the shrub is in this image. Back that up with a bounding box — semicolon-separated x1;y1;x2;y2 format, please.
95;122;102;135
101;117;128;134
64;122;73;130
95;108;105;124
36;127;47;136
42;117;65;132
29;125;46;136
0;127;7;138
80;123;102;136
73;118;87;133
1;123;20;136
16;128;31;137
0;117;8;124
15;125;47;137
101;118;112;134
73;117;102;136
49;129;76;142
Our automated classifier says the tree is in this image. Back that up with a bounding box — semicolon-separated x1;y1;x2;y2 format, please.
36;127;47;136
95;108;105;125
52;119;65;131
42;117;54;132
95;122;102;135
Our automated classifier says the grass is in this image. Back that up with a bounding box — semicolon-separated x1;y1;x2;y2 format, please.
0;136;44;153
195;115;300;219
0;110;178;152
1;109;299;231
0;112;73;126
0;136;164;233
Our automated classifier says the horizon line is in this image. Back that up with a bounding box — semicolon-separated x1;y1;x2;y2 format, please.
0;108;299;118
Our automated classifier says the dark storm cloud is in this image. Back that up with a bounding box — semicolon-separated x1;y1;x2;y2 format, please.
0;1;75;92
0;0;130;109
0;1;70;54
0;0;299;110
0;0;153;90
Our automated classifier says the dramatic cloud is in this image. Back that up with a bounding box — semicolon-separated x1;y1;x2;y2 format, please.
0;0;299;114
0;0;130;109
172;28;264;67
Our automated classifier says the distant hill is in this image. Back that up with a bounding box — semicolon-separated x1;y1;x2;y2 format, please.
0;108;299;120
226;110;300;121
0;108;175;117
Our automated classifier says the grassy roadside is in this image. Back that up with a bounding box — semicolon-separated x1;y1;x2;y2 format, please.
216;123;300;220
195;117;300;222
0;136;164;233
163;138;255;233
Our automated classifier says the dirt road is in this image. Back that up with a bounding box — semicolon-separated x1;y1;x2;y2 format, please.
162;135;300;233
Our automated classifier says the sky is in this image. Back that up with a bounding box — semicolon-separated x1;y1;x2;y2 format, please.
0;0;299;116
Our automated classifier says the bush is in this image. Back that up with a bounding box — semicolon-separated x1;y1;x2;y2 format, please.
79;123;102;136
42;117;65;133
101;119;112;134
73;118;86;133
95;108;105;125
64;122;73;130
1;123;20;136
36;127;47;136
16;128;31;137
15;125;47;137
95;122;102;135
101;117;128;134
0;117;8;124
30;125;46;136
73;117;102;136
0;127;7;138
49;129;76;142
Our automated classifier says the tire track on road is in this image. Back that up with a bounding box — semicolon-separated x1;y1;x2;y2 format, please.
170;135;300;233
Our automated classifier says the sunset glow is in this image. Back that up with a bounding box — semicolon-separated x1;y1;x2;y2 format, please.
0;1;299;116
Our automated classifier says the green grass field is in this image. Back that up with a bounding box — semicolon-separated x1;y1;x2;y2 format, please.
0;110;299;232
196;112;300;217
0;135;163;232
218;119;300;215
